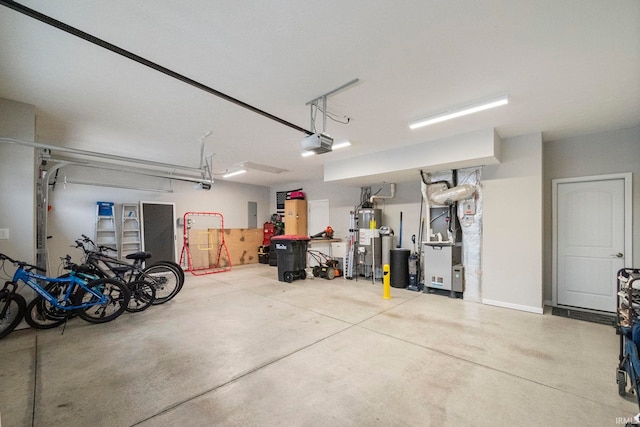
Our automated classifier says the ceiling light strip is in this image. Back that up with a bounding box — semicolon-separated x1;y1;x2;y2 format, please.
301;141;351;157
222;169;247;178
0;0;313;136
332;141;352;150
409;95;509;130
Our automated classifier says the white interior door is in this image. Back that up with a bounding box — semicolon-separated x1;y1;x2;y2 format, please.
555;177;627;312
308;199;329;237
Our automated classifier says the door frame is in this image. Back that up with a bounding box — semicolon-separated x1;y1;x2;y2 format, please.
551;173;633;308
139;201;178;262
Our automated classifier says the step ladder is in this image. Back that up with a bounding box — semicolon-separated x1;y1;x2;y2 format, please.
95;201;118;256
120;203;142;261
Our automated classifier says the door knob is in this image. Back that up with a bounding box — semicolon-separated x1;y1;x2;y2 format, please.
611;252;624;258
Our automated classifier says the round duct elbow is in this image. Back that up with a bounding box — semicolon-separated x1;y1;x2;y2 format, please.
430;184;475;205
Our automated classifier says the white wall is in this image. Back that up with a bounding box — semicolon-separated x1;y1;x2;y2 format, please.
278;134;546;314
324;128;501;183
0;98;37;312
543;126;640;302
0;98;36;265
46;169;270;269
270;179;423;247
481;133;544;313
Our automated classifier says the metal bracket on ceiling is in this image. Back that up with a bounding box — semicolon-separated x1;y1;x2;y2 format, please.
198;131;219;182
306;78;359;133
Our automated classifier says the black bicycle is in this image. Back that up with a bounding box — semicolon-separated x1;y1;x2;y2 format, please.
75;235;184;308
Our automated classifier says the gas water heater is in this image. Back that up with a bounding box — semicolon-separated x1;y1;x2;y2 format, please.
356;208;381;278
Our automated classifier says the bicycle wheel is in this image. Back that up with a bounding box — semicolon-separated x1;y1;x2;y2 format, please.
25;296;66;329
125;280;156;313
0;292;26;340
150;261;185;291
77;278;130;323
139;264;180;305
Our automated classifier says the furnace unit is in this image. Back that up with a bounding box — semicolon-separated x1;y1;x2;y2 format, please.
423;243;463;296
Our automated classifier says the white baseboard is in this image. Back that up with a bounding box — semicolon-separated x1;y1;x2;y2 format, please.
482;298;544;314
544;299;553;307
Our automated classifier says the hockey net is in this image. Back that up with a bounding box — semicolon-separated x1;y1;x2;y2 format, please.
179;212;232;275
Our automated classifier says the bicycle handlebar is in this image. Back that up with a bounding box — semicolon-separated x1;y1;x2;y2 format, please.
0;253;46;272
81;234;95;245
76;236;117;255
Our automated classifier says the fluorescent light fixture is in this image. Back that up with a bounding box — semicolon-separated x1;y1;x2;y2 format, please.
332;141;352;150
222;169;246;178
302;140;351;157
409;95;509;130
238;162;288;174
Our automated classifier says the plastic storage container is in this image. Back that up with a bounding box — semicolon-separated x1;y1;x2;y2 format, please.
271;235;310;283
97;201;114;216
263;222;275;245
390;248;410;288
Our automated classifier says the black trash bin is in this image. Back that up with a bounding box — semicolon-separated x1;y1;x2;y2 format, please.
271;235;310;283
268;241;278;266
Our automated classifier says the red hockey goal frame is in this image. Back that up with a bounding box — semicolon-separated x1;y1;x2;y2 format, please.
179;211;232;275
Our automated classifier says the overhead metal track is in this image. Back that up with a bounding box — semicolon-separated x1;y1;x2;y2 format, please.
2;137;215;190
0;0;313;136
47;157;214;186
0;137;204;174
62;179;173;194
305;79;360;106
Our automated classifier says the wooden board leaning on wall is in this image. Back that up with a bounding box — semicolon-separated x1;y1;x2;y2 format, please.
209;228;263;267
188;228;264;268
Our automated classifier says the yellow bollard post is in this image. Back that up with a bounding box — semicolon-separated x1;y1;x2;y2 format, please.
383;264;391;299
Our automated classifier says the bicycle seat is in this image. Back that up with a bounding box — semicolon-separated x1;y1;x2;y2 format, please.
125;252;152;261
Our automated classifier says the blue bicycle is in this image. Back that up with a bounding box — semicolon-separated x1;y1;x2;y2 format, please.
0;253;130;338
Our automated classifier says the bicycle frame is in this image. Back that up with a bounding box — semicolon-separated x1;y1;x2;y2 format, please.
12;267;107;311
82;248;163;286
0;281;20;318
73;236;181;306
86;252;139;282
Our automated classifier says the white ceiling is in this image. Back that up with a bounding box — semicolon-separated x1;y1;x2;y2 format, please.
1;0;638;187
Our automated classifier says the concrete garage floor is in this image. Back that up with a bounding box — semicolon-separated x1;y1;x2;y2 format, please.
0;264;636;426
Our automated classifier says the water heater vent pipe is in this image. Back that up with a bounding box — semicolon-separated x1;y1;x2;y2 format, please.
370;183;396;204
